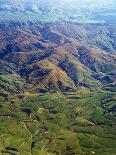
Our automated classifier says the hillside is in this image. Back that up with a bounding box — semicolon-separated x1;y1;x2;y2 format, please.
0;22;116;95
0;10;116;155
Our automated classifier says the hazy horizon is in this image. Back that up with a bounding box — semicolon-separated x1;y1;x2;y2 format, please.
1;0;116;8
0;0;116;23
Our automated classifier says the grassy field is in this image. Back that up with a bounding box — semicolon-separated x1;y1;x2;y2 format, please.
0;89;116;155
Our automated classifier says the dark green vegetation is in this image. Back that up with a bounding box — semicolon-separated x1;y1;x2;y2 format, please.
0;90;116;155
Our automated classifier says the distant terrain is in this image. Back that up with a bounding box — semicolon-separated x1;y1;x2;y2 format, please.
0;0;116;23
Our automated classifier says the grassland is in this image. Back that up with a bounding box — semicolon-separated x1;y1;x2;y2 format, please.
0;89;116;155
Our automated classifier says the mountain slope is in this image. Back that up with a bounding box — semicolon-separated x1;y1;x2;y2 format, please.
0;22;116;93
